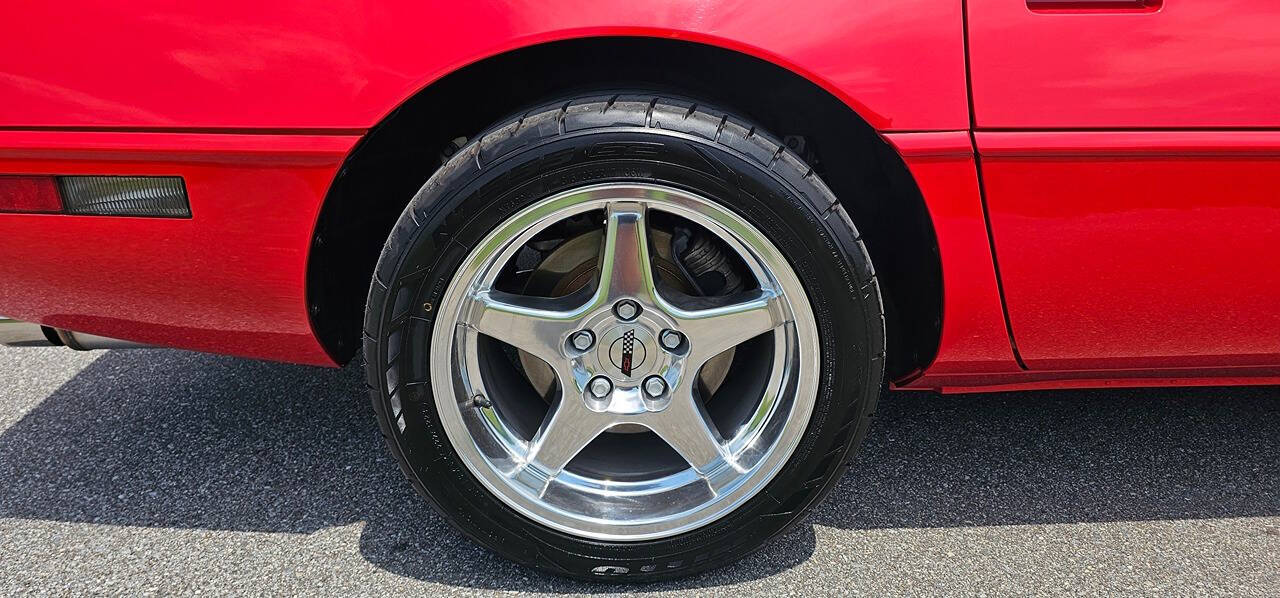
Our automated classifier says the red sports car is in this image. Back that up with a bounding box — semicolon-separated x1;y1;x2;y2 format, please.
1;0;1276;581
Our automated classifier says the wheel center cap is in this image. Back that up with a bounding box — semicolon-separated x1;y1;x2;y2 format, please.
599;325;653;380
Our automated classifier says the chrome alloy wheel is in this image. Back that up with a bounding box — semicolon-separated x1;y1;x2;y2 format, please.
430;183;819;541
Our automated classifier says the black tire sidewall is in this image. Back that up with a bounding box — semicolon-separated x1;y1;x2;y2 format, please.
367;126;882;581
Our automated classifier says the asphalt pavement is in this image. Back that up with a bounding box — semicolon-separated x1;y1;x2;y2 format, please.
1;345;1277;596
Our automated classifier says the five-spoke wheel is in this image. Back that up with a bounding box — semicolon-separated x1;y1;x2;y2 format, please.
433;185;817;540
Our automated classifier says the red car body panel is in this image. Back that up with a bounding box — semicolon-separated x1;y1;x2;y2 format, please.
968;0;1280;128
978;131;1280;371
3;1;1279;393
0;131;354;365
880;131;1022;380
0;1;967;131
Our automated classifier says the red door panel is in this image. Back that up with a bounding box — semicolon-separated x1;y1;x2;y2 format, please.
968;0;1280;128
978;131;1280;370
970;1;1280;371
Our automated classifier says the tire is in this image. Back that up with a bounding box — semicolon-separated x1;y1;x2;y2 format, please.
364;93;885;582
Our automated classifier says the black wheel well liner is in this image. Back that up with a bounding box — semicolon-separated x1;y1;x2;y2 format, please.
307;36;941;380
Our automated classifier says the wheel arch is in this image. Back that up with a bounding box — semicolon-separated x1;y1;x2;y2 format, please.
307;35;942;381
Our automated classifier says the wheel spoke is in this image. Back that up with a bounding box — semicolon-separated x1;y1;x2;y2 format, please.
647;385;737;481
596;202;657;303
672;289;789;366
517;399;611;494
465;289;581;365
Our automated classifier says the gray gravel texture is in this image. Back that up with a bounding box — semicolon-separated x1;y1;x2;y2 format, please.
0;345;1277;596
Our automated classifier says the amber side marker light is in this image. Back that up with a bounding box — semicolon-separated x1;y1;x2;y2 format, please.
0;175;190;217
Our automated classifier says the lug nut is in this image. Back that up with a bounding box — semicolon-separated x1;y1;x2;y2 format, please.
642;376;667;398
571;330;594;351
614;300;640;321
588;376;613;398
660;330;683;350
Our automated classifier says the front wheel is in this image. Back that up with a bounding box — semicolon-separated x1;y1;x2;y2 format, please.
364;94;884;581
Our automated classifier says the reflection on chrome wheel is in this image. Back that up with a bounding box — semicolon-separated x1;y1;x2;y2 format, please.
432;183;819;540
365;93;883;581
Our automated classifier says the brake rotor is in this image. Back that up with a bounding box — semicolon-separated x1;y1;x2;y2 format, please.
518;229;734;406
